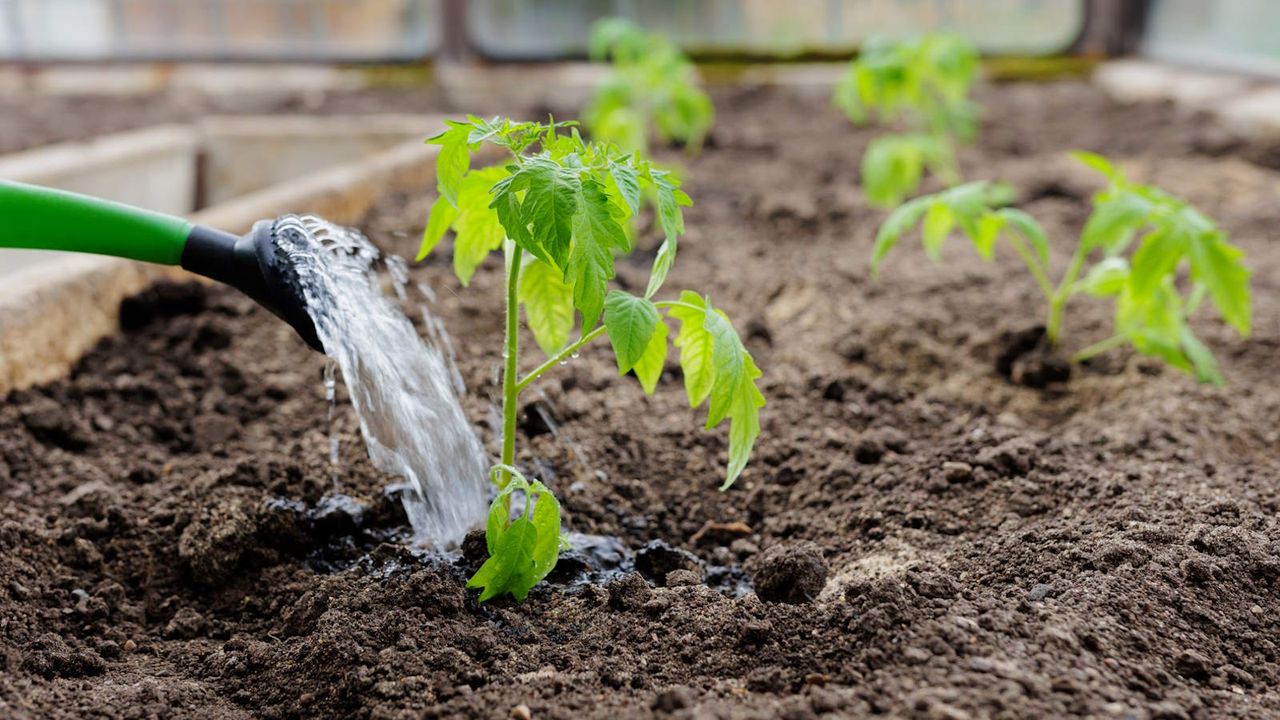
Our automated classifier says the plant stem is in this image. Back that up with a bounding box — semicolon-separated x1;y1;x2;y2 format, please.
653;299;704;313
499;244;524;489
514;297;707;395
1045;244;1091;347
1187;283;1207;315
1007;235;1055;300
934;139;962;188
1071;334;1126;364
515;326;607;394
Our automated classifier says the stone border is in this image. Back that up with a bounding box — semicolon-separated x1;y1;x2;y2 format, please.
0;139;438;396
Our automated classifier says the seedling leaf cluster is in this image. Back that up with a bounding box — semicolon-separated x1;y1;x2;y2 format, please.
421;116;764;600
872;152;1252;384
834;35;979;207
585;18;714;153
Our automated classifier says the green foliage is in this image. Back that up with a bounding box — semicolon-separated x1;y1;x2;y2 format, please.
585;18;714;153
421;116;765;600
834;34;979;138
467;467;562;602
870;153;1252;385
835;34;979;208
861;134;957;209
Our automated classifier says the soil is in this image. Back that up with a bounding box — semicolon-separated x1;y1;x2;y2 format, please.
3;80;1280;719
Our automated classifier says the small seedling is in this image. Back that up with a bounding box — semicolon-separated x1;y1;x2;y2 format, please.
870;152;1252;384
584;18;714;154
421;117;764;600
834;34;979;207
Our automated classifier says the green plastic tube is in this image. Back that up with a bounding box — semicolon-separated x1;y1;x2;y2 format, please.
0;179;193;266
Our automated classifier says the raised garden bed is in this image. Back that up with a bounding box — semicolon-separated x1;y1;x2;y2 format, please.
1;81;1279;718
0;115;438;395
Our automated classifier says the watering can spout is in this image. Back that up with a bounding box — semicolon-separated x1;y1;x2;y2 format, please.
0;179;323;352
181;221;323;352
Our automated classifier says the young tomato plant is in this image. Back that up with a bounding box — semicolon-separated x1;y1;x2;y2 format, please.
584;18;714;154
834;34;979;207
420;117;765;600
870;152;1252;384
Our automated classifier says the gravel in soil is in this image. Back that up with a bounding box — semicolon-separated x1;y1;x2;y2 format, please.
2;81;1280;719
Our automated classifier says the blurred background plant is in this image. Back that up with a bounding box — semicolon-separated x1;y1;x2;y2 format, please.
584;17;714;154
834;34;979;208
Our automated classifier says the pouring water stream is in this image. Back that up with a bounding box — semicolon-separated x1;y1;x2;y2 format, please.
272;214;488;548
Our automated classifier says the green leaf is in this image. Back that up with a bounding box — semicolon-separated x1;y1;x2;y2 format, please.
632;318;669;395
1129;227;1187;300
468;474;563;602
653;170;690;241
519;257;575;356
870;196;929;276
862;136;923;208
469;518;537;602
1071;150;1125;184
701;304;765;489
427;122;471;207
489;169;535;255
1187;232;1252;336
1081;192;1150;254
667;293;768;487
609;158;642;216
567;176;629;328
645;237;677;299
668;291;714;406
419;195;458;261
466;115;506;146
604;291;660;373
1117;281;1190;374
1180;327;1225;386
998;207;1050;264
922;201;954;260
527;480;562;585
971;212;1005;260
1077;257;1130;297
519;155;581;267
450;170;508;285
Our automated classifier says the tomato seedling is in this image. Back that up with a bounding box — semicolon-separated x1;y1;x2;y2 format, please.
834;34;979;207
870;152;1252;384
421;117;765;600
584;18;714;154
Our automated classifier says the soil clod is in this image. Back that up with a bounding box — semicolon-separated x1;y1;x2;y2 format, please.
994;325;1071;388
634;539;702;586
749;542;828;604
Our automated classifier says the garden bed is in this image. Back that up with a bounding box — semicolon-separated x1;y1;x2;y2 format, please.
2;81;1279;719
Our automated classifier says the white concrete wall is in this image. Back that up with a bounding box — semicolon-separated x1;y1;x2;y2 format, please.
0;126;198;276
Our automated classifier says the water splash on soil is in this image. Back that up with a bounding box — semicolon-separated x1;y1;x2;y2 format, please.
271;214;488;549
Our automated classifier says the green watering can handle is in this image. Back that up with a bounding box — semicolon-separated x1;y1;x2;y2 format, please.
0;179;193;265
0;178;324;351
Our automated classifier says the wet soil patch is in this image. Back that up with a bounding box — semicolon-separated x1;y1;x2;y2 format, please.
2;82;1280;718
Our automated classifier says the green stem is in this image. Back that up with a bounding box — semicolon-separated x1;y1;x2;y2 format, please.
1045;244;1091;347
1187;283;1208;316
499;244;524;489
1007;235;1055;300
515;326;607;394
515;297;708;395
1071;334;1126;364
653;299;704;313
934;139;962;188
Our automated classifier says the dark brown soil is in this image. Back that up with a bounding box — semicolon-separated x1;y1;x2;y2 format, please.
3;81;1280;719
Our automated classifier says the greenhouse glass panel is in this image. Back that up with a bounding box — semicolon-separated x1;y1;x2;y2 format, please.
466;0;1086;59
1145;0;1280;76
0;0;441;61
